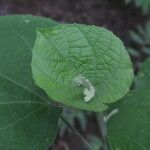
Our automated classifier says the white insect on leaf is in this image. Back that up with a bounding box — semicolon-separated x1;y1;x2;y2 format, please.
73;75;95;102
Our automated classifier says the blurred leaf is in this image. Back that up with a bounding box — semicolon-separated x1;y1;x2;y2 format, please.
125;0;150;14
130;31;145;45
127;47;140;57
129;21;150;56
0;15;62;150
125;0;132;4
137;25;146;37
142;47;150;55
135;0;142;7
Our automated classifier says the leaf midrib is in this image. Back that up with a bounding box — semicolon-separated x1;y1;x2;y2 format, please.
0;105;47;131
76;26;97;79
38;26;97;85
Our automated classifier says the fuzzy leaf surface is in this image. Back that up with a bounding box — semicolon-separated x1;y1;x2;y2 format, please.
32;24;133;112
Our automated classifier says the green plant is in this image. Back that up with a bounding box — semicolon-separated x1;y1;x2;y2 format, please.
125;0;150;14
0;14;149;150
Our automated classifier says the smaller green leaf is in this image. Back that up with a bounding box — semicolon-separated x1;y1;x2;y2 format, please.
32;24;133;112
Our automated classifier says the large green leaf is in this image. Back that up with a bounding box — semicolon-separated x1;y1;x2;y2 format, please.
31;24;133;112
0;15;62;150
108;59;150;150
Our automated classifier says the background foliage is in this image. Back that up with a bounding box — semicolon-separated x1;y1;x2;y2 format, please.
125;0;150;14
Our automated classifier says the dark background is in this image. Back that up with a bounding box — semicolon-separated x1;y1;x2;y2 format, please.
0;0;149;149
0;0;148;44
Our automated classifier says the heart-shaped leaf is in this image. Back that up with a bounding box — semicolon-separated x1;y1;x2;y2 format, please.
0;15;62;150
32;24;133;112
108;59;150;150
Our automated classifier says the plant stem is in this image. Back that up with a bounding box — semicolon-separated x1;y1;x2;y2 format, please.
104;109;119;123
97;113;110;150
60;116;93;150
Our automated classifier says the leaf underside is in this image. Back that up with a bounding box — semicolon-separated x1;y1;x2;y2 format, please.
32;24;133;112
108;59;150;150
0;15;62;150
